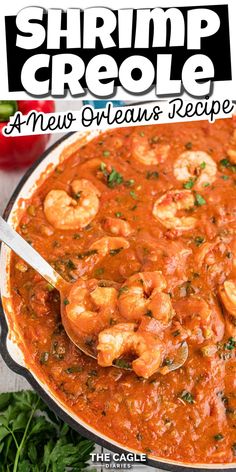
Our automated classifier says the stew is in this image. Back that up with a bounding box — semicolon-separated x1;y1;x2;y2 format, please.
9;118;236;464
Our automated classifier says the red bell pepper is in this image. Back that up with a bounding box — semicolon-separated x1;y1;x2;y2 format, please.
0;100;55;170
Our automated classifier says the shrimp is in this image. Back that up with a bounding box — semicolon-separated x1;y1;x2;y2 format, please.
195;240;232;285
132;134;170;165
173;151;217;189
97;323;163;378
227;129;236;164
219;280;236;336
118;271;174;323
103;217;133;237
44;179;100;230
219;280;236;318
152;190;196;231
174;296;224;344
65;278;118;338
89;236;130;257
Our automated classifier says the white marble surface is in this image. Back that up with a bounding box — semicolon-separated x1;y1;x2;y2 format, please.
0;100;163;471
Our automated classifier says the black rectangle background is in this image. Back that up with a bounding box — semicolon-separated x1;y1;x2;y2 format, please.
5;4;232;94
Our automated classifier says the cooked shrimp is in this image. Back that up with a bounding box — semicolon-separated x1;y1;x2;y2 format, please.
118;271;174;323
65;279;118;338
175;296;224;344
174;151;217;189
132;134;170;165
227;130;236;163
153;190;196;231
89;236;130;257
219;280;236;318
44;179;100;230
103;217;133;237
97;323;163;378
195;240;232;285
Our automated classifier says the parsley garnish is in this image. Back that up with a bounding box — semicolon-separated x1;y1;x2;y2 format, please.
194;236;205;247
220;158;236;173
77;249;98;259
214;433;224;441
146;171;159;180
0;391;94;471
100;163;123;188
194;192;206;206
130;190;138;200
103;150;110;157
179;390;195;404
224;337;236;351
113;359;131;369
118;286;129;297
183;178;195;189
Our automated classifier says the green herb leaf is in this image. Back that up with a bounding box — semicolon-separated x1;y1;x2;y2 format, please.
113;359;131;369
130;190;138;200
194;192;206;206
179;390;195;404
0;391;94;471
183;178;195;189
146;171;159;180
108;169;123;188
224;337;236;351
214;433;224;441
194;236;205;247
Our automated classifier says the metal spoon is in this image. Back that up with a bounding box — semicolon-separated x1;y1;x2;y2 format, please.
0;216;188;373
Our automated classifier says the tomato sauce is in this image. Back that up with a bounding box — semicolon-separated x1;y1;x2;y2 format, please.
9;119;236;464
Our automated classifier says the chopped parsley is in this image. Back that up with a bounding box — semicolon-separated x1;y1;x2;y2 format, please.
220;158;236;173
108;169;123;187
224;337;236;351
221;175;229;180
94;267;105;277
103;150;110;157
200;161;206;169
183;178;195;189
65;366;83;374
77;249;98;259
115;211;122;217
113;359;131;369
125;179;135;187
118;286;129;298
214;433;224;441
179;390;195;404
194;192;206;206
100;163;123;188
63;299;69;305
194;236;205;247
130;190;138;200
40;352;49;365
146;171;159;180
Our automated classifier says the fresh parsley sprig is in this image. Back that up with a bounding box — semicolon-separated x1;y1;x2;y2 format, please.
0;391;94;472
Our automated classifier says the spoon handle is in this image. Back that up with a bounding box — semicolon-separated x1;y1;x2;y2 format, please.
0;216;63;289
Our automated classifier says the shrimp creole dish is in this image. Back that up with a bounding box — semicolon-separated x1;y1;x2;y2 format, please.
7;118;236;465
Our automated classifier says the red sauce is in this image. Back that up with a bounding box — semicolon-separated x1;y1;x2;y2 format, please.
9;119;236;464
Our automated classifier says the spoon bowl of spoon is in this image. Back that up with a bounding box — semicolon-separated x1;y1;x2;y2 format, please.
0;215;188;373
